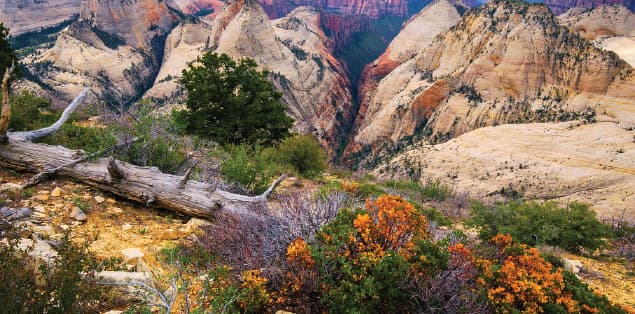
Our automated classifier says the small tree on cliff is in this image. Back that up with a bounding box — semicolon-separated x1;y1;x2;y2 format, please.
177;52;293;146
0;23;17;75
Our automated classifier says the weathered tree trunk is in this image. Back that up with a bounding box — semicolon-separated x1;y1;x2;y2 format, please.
0;79;285;218
0;64;15;143
0;137;285;218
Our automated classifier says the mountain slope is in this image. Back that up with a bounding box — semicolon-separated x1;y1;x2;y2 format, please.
145;1;354;153
0;0;80;35
558;5;635;67
544;0;635;15
346;0;635;162
19;0;179;104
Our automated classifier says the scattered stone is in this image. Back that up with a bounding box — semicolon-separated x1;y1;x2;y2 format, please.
33;205;46;213
51;187;62;197
60;224;70;231
32;225;54;235
108;206;123;214
36;194;49;202
95;196;105;204
121;248;144;264
0;183;23;194
0;207;33;220
180;218;212;233
70;207;87;221
121;223;133;231
275;311;296;314
102;311;124;314
563;257;583;274
96;271;152;285
106;198;116;204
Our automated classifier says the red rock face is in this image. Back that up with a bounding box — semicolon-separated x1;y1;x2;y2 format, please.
544;0;635;15
257;0;409;19
319;13;372;49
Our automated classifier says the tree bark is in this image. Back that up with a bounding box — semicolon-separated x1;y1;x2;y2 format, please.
0;137;284;218
0;83;285;218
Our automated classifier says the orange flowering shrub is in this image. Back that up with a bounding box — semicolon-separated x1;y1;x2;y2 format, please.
238;270;271;313
478;234;578;313
278;195;441;313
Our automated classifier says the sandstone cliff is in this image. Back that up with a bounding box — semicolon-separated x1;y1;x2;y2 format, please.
355;0;463;143
558;5;635;67
256;0;409;19
145;1;354;153
80;0;178;50
347;0;635;162
0;0;80;35
21;0;180;104
544;0;634;15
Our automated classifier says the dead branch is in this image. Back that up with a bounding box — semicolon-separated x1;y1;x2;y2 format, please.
0;87;286;218
9;88;89;141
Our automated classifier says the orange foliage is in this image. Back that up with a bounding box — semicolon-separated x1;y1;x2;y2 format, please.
342;181;359;195
239;270;271;310
359;195;428;257
478;234;578;313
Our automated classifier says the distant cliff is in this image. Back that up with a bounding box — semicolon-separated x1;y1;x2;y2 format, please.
544;0;634;14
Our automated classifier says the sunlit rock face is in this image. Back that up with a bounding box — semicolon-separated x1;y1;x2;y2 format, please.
0;0;81;35
345;0;635;163
145;1;354;154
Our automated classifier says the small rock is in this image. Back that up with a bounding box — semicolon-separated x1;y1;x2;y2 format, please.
36;194;49;202
106;198;116;204
95;196;105;204
563;257;583;274
121;248;144;264
60;224;70;231
121;223;133;231
0;183;23;194
108;206;123;214
37;190;50;195
102;311;124;314
70;207;87;221
180;218;212;233
50;187;62;197
33;206;46;213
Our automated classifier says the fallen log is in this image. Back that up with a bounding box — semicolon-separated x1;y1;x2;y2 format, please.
0;68;285;218
0;137;286;218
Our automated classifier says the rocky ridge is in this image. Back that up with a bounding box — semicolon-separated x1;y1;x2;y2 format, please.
346;0;635;161
558;5;635;67
544;0;635;15
0;0;81;35
146;1;354;153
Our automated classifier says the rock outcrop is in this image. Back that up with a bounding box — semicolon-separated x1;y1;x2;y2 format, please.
256;0;410;19
355;0;463;144
0;0;81;35
375;120;635;222
544;0;635;15
79;0;178;50
22;0;180;104
558;5;635;67
346;0;635;163
146;1;354;153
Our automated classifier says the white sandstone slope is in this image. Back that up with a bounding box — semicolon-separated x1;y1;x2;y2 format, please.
346;0;635;159
387;0;463;63
558;5;635;67
375;120;635;222
0;0;81;35
22;0;179;104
